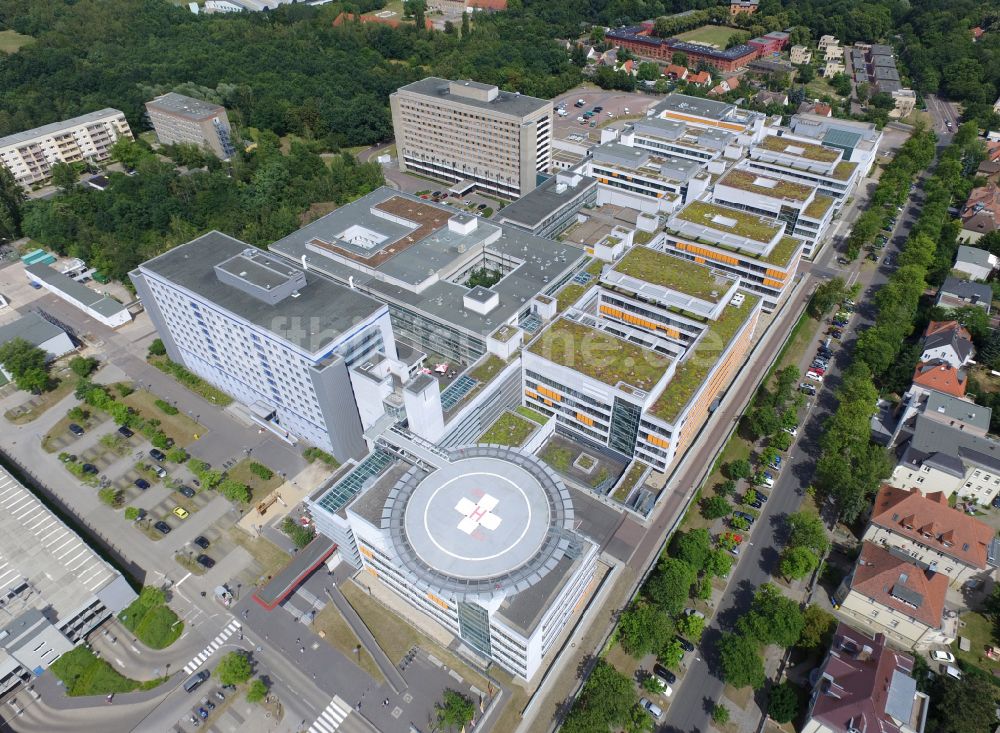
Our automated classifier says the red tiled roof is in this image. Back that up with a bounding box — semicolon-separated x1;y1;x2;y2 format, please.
849;542;949;629
810;623;916;733
924;320;972;342
665;64;688;78
962;184;1000;232
332;11;433;29
466;0;507;8
912;361;966;397
688;71;711;85
870;484;993;569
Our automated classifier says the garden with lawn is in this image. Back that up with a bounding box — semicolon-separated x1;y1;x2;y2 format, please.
118;587;183;649
50;646;165;696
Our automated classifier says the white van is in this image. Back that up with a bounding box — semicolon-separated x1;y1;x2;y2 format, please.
640;697;664;719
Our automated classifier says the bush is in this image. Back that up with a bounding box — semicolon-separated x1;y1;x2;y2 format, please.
249;462;274;481
166;447;188;463
281;516;316;548
124;506;140;521
154;398;179;415
246;678;267;703
701;495;731;520
67;406;88;421
69;356;99;378
712;703;730;725
148;339;166;357
219;478;251;503
98;487;124;508
768;682;800;724
303;446;339;466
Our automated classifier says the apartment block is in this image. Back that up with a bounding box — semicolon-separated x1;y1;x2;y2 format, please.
524;249;760;474
390;77;552;199
145;92;235;159
657;200;804;310
711;163;835;258
130;232;396;461
864;484;998;587
0;109;133;188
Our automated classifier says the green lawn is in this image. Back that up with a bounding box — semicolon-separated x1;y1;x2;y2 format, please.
478;411;536;447
0;30;34;53
674;24;739;49
123;388;203;448
227;458;282;505
515;406;548;425
954;611;999;674
118;587;183;650
50;647;165;695
149;355;233;407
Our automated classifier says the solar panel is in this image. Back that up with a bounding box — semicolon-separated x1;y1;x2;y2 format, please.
572;272;593;285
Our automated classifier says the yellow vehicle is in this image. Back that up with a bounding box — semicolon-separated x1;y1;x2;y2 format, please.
172;506;189;520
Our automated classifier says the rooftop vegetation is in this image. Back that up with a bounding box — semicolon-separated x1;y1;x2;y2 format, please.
720;169;813;201
676;201;782;244
757;135;841;163
614;247;730;302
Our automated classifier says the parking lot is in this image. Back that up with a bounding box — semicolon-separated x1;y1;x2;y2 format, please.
551;87;660;140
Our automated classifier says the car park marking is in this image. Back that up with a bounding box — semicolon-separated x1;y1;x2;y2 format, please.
181;620;242;674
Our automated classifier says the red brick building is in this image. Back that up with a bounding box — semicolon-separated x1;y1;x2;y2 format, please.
606;25;759;72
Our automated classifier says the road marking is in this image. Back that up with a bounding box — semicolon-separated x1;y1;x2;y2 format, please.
115;658;124;668
130;645;141;654
308;698;350;733
174;572;192;588
181;620;242;674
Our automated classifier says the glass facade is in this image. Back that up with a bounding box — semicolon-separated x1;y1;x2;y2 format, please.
608;397;642;456
457;601;492;659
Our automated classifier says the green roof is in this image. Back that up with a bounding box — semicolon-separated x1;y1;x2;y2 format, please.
477;411;537;447
676;201;783;244
613;247;732;302
758;135;841;162
718;168;813;201
802;194;834;220
528;319;672;391
651;293;759;423
831;161;858;181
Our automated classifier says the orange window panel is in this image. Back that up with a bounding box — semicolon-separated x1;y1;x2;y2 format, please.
427;592;449;610
694;256;705;264
576;412;594;426
365;567;378;578
360;546;374;559
763;278;785;288
544;398;553;406
765;268;786;280
537;385;562;401
646;434;670;449
525;389;538;399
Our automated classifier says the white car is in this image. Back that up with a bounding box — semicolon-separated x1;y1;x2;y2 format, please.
783;427;798;437
930;650;955;664
762;473;775;488
806;370;824;382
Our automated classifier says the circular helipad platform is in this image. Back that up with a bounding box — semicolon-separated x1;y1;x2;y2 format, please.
382;445;575;601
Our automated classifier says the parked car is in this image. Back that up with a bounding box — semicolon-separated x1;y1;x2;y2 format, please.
639;698;664;720
808;366;825;377
593;106;603;112
653;663;676;685
173;506;189;520
193;536;210;549
60;453;77;463
201;698;215;711
117;425;133;438
940;664;961;680
930;650;955;664
154;521;172;535
675;636;695;652
197;707;209;719
734;511;756;525
799;383;816;396
82;463;98;475
214;690;225;702
783;426;798;437
69;424;85;437
196;554;215;569
761;473;775;488
806;370;824;382
154;466;167;479
134;478;150;490
177;486;195;498
149;448;166;462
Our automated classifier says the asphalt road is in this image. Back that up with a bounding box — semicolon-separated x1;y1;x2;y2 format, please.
658;143;942;733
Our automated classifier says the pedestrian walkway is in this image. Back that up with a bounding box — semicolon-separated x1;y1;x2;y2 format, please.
308;696;352;733
182;619;242;674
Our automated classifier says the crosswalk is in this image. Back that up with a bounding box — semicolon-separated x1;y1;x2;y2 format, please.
308;697;351;733
182;620;242;674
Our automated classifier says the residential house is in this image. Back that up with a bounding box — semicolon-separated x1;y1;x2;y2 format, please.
824;44;844;61
911;361;967;398
798;101;833;117
833;541;954;651
954;245;998;281
977;159;1000;183
918;321;974;369
755;90;788;107
891;413;1000;504
823;59;846;77
802;623;929;733
686;70;712;86
973;27;985;42
818;35;839;52
730;0;757;15
959;184;1000;242
465;0;507;11
881;384;990;450
709;76;739;96
936;276;993;313
790;45;812;65
890;90;917;119
0;313;75;380
864;485;998;587
664;64;688;80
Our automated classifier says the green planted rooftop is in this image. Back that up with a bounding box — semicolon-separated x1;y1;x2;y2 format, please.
675;200;783;244
613;247;732;302
758;135;841;163
831;161;858;181
802;194;834;220
719;168;813;201
477;411;537;447
651;293;760;423
528;319;672;392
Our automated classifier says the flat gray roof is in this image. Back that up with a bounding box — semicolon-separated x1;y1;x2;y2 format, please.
24;264;128;319
136;231;385;354
394;77;549;119
655;94;737;121
957;245;995;269
0;108;125;149
901;413;1000;477
0;312;66;349
146;92;225;121
497;174;596;229
941;276;992;304
924;391;991;432
592;142;702;181
269;188;584;339
0;468;125;621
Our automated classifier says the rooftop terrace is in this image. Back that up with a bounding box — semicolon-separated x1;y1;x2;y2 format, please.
651;293;759;423
757;135;841;163
675;200;783;244
613;247;732;303
528;318;672;392
718;168;814;202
